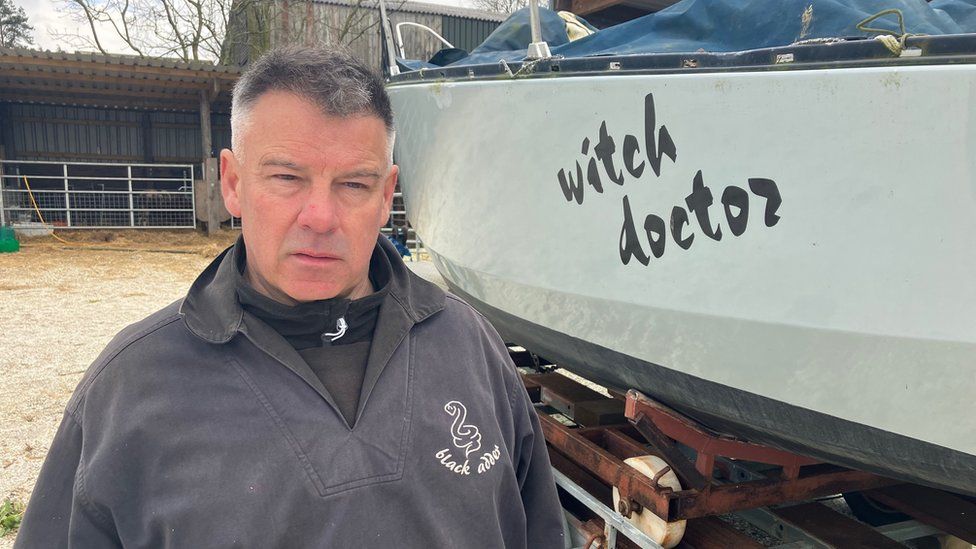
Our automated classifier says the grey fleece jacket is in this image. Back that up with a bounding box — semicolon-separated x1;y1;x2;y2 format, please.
15;237;565;548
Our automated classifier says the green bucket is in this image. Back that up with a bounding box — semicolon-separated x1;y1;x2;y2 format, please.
0;226;20;253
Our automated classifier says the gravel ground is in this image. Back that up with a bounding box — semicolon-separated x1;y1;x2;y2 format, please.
0;230;237;547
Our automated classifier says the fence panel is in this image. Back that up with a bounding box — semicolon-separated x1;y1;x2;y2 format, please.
0;160;195;229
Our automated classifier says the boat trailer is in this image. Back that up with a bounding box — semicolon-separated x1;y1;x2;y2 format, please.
511;348;976;548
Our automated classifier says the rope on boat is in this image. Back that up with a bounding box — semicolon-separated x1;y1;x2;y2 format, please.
874;34;905;55
856;8;919;56
513;58;546;77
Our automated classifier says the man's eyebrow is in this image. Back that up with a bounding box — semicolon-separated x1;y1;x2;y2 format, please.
259;158;304;170
340;170;383;180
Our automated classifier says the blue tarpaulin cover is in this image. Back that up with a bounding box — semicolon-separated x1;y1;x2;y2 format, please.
398;0;976;70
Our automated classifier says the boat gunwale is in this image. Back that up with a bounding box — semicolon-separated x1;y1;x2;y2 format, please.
387;33;976;85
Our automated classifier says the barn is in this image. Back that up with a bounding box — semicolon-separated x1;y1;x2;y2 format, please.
0;47;239;233
1;0;500;240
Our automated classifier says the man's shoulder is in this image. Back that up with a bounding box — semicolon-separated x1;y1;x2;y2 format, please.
115;298;186;343
443;292;480;315
421;293;516;365
438;292;497;334
66;299;193;415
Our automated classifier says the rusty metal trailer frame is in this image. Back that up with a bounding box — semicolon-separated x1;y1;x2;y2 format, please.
526;373;895;522
552;468;664;549
518;361;976;548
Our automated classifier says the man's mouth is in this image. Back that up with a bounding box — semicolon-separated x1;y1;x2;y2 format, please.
292;250;340;263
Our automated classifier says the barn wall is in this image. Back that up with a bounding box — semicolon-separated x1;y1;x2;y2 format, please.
0;103;231;165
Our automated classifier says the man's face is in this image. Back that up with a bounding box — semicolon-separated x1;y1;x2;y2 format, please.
220;91;398;304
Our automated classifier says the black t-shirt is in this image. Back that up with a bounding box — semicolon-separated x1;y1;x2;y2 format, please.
235;249;390;425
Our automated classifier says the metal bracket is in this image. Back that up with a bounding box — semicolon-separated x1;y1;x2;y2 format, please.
553;468;664;549
526;41;553;60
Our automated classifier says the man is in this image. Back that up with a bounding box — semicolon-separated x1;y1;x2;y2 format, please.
16;47;565;548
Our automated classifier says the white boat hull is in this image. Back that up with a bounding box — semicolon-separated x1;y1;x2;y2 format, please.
388;60;976;494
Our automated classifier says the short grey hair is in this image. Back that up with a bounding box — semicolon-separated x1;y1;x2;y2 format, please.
230;46;395;161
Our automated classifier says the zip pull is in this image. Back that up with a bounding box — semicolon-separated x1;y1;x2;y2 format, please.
323;317;348;343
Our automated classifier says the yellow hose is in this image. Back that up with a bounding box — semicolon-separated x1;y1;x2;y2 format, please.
21;175;75;245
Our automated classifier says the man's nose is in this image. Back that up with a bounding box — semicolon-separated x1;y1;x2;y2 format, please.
296;184;339;234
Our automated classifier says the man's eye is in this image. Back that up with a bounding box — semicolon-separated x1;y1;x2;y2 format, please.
274;174;298;181
344;181;368;190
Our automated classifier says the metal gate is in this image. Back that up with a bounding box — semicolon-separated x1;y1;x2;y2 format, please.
0;160;195;229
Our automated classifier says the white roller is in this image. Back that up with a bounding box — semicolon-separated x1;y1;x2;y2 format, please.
611;455;686;549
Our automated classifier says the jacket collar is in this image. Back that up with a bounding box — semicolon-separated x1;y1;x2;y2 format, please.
180;235;445;344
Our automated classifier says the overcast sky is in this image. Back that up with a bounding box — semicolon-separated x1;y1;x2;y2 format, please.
17;0;475;55
18;0;109;52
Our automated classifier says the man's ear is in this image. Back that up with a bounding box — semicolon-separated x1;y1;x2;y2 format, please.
220;149;242;218
381;164;399;224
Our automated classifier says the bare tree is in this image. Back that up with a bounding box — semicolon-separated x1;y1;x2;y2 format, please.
328;0;381;46
52;0;259;62
0;0;35;48
228;0;408;66
52;0;404;64
275;0;406;48
471;0;526;16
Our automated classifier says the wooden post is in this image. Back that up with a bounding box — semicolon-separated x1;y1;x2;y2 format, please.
142;112;154;163
0;103;7;226
0;144;6;227
200;88;218;235
205;158;219;231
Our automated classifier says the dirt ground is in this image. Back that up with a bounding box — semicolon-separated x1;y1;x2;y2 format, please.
0;229;237;546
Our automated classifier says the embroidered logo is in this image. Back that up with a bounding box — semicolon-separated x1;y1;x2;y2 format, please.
435;400;502;476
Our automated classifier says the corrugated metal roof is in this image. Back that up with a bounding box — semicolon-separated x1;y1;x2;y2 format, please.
0;47;239;112
395;0;507;22
311;0;508;22
0;47;242;76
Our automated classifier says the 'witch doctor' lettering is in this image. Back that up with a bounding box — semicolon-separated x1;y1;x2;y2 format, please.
555;93;782;265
